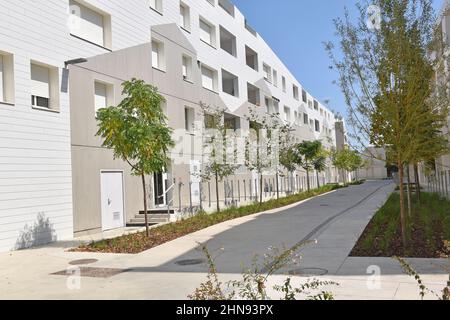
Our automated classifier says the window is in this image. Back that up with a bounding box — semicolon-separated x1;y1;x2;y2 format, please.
179;2;190;31
201;64;218;91
303;113;309;125
94;81;113;111
315;120;320;132
247;83;260;106
284;106;291;122
294;111;299;125
320;108;323;116
245;45;258;71
273;99;279;114
264;97;272;113
199;17;216;47
302;89;307;103
182;55;193;82
263;63;272;83
224;114;240;131
184;107;195;133
221;69;239;97
30;62;59;111
282;76;286;92
293;85;299;100
150;0;163;13
245;19;257;37
69;0;111;48
152;39;165;71
220;26;237;57
313;100;319;110
308;100;313;109
206;0;215;6
273;70;278;87
0;52;14;104
219;0;235;17
204;114;216;129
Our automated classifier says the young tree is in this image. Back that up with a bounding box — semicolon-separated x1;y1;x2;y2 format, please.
294;140;322;191
245;108;289;203
325;0;449;246
199;103;239;212
332;148;363;184
96;79;174;237
312;154;327;188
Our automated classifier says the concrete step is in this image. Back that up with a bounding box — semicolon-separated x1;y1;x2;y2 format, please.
129;217;168;224
137;213;170;219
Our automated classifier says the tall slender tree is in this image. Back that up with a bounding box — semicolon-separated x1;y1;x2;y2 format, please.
325;0;449;246
294;140;323;191
96;79;174;237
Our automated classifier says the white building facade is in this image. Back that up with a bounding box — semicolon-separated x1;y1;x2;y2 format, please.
0;0;341;252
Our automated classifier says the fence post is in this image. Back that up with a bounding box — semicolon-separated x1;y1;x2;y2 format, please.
254;179;258;202
208;181;211;208
238;180;241;203
231;180;235;204
249;179;252;202
199;181;203;212
178;181;182;212
189;181;193;214
224;181;227;207
244;179;247;201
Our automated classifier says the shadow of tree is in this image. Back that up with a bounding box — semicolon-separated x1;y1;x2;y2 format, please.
15;212;57;250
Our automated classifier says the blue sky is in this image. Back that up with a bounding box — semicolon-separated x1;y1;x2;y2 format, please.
232;0;445;119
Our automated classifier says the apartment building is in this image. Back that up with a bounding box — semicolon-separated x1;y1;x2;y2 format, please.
435;0;450;173
0;0;341;251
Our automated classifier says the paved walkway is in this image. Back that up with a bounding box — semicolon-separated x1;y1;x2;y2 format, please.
0;180;448;300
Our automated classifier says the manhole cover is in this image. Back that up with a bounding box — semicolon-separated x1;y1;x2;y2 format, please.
320;204;329;207
175;259;206;266
288;267;328;277
51;267;128;278
69;259;98;265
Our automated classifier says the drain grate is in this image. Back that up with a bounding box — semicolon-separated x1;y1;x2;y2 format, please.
175;259;206;266
68;259;98;266
51;267;128;278
288;267;328;277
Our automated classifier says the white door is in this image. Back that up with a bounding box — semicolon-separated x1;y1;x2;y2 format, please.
101;172;125;231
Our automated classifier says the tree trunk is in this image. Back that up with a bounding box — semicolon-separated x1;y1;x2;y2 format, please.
215;171;220;212
306;170;310;192
398;162;407;247
259;173;263;204
141;174;149;237
414;163;421;203
406;164;412;217
316;171;320;188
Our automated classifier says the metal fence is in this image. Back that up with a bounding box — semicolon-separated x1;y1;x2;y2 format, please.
169;174;332;216
425;170;450;200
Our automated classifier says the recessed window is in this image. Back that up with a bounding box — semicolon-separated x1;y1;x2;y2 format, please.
199;17;216;47
69;0;112;49
201;64;218;92
182;55;193;82
264;97;272;113
302;89;307;103
184;107;195;133
94;81;114;111
315;119;320;132
221;69;239;97
272;69;278;87
263;63;272;83
294;111;299;125
224;113;240;131
152;39;165;71
179;2;190;31
314;100;319;110
245;45;258;71
293;85;299;100
284;106;291;122
219;26;237;57
0;51;14;104
219;0;235;17
247;83;260;106
308;100;313;109
30;62;59;111
282;76;286;93
303;113;309;125
150;0;163;14
273;99;279;114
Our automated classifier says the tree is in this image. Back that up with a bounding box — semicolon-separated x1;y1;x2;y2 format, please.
312;154;327;188
294;140;322;191
96;79;174;237
332;148;363;184
199;103;239;212
245;108;289;203
325;0;449;246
